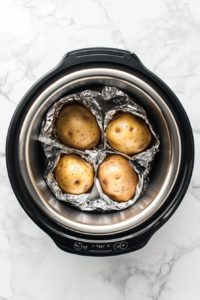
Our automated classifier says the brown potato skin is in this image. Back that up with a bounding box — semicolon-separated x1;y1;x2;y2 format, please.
55;155;94;195
56;105;100;151
106;112;152;155
98;155;138;202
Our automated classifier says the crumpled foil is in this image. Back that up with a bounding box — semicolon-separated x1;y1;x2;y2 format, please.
95;151;145;210
38;93;105;155
39;86;160;211
102;86;160;163
42;143;98;210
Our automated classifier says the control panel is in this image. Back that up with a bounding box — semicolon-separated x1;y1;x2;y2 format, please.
72;240;128;254
56;233;150;255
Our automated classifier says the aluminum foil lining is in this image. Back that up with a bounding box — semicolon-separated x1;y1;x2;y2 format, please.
102;86;160;163
95;151;145;210
38;93;105;155
42;143;98;210
39;86;160;211
42;143;145;211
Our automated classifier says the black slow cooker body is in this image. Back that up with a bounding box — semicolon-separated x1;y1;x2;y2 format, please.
6;48;194;256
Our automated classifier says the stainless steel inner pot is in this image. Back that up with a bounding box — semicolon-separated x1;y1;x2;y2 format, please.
19;68;181;235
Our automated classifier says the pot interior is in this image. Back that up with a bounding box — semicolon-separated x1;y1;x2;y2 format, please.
19;69;181;235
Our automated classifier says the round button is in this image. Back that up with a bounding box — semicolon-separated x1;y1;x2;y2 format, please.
113;242;121;251
74;242;82;251
120;241;128;250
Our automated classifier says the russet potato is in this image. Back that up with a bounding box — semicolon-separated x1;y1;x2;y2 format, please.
98;155;138;202
55;155;94;194
56;105;100;151
106;112;152;155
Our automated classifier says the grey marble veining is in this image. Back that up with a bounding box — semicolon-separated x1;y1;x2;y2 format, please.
0;0;200;299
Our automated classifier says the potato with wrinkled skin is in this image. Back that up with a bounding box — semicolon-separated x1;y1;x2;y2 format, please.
55;155;94;195
56;105;100;151
106;112;152;155
98;155;138;202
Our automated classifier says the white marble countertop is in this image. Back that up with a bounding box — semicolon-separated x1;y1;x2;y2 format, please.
0;0;200;299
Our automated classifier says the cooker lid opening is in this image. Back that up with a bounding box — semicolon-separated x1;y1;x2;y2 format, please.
19;69;180;235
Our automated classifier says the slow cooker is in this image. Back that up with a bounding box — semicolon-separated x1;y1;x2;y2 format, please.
6;47;194;256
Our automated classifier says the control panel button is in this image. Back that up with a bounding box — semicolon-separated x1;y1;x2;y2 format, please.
120;241;128;250
74;242;82;251
113;242;121;251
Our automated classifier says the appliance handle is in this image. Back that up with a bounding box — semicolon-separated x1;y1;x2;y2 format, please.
66;47;131;58
56;47;146;72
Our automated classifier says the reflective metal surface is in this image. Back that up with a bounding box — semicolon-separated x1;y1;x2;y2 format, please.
19;68;181;235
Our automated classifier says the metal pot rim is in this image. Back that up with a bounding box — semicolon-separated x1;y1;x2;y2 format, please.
19;68;181;235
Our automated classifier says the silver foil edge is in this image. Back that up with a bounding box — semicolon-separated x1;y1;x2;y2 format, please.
38;93;106;154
